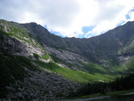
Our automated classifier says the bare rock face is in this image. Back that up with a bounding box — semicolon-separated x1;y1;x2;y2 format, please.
1;19;134;100
46;46;88;69
0;33;43;57
0;20;45;58
5;67;78;100
0;34;21;53
0;20;79;100
0;22;10;32
21;21;134;66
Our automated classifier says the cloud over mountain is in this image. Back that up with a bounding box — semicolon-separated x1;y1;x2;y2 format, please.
0;0;134;38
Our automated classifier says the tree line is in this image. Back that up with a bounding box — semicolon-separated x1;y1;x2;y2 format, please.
69;74;134;97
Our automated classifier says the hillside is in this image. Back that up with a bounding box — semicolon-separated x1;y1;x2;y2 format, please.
21;20;134;73
21;21;134;63
0;19;134;100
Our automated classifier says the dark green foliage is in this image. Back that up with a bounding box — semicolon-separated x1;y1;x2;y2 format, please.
70;74;134;97
109;57;120;67
0;51;38;98
82;63;106;74
33;53;39;60
111;58;134;75
1;19;134;99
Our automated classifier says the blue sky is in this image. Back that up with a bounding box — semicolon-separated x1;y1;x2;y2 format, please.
82;26;95;34
0;0;134;38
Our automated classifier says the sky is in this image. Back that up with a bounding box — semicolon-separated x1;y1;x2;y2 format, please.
0;0;134;38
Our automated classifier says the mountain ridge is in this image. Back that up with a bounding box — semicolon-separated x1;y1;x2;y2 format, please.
1;19;134;72
1;19;134;100
21;20;134;67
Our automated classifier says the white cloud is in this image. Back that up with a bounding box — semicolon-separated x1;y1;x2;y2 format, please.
84;0;134;38
85;21;119;38
0;0;134;38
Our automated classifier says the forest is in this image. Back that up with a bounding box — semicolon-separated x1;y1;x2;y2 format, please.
70;74;134;97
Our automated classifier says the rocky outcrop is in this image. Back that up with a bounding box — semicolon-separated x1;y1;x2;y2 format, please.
21;21;134;67
1;19;134;100
0;19;79;101
46;46;88;69
0;33;44;57
4;66;78;101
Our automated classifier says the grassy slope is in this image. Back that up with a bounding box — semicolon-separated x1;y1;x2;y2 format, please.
36;61;114;83
82;62;107;74
111;58;134;74
0;20;43;49
2;20;134;100
0;20;125;84
0;35;114;85
67;73;134;99
0;50;114;88
0;20;129;83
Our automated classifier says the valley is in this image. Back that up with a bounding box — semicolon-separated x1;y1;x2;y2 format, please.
0;19;134;100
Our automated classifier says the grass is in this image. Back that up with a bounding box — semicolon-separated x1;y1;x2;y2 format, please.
82;62;107;74
0;19;28;34
0;20;44;49
35;61;114;83
5;32;42;48
0;50;112;99
33;53;50;61
0;51;114;98
41;54;50;60
0;49;113;84
111;58;134;74
0;49;113;85
0;49;114;85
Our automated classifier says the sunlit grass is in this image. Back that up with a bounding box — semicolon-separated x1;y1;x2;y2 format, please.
36;61;113;83
41;54;50;60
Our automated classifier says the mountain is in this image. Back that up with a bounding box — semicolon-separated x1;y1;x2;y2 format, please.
21;21;134;71
21;21;134;60
0;19;134;100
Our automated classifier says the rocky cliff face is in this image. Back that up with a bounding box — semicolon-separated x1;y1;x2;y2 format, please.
21;21;134;67
0;20;44;57
21;23;90;69
4;65;78;100
0;33;43;57
0;20;79;100
1;19;134;100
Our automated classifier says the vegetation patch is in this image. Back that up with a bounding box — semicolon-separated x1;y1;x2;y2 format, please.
0;51;39;98
0;27;43;49
41;54;50;60
69;74;134;98
69;89;134;100
82;62;107;74
111;58;134;74
33;53;40;60
35;61;113;83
